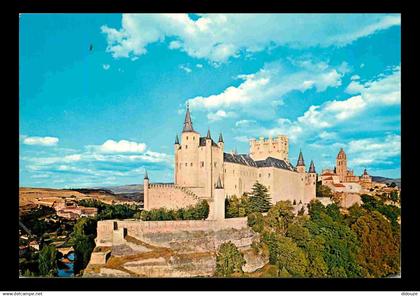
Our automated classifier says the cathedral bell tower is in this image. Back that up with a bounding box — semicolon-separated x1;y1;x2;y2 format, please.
336;148;347;182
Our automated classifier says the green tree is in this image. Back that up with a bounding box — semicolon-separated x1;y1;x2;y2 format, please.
351;211;400;277
225;195;240;218
266;201;294;235
247;212;264;233
316;181;333;198
215;242;246;277
38;245;58;276
248;181;272;213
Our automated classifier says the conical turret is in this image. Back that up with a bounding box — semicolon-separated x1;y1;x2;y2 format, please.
218;132;224;143
144;170;149;180
309;160;316;173
296;149;305;167
175;134;179;145
182;103;194;133
206;128;211;139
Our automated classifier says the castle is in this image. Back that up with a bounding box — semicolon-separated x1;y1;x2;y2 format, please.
143;105;316;220
320;148;373;192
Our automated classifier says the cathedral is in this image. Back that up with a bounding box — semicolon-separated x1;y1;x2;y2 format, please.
143;105;317;220
320;148;373;192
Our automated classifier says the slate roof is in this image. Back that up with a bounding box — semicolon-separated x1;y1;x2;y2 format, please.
223;153;258;167
255;157;295;171
223;154;295;172
199;137;218;147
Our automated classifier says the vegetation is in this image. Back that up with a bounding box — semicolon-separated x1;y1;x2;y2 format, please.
316;181;333;198
38;245;58;276
225;182;272;218
69;217;97;275
245;195;400;278
77;199;141;220
215;242;246;277
140;200;209;221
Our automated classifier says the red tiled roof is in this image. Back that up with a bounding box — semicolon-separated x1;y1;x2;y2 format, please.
324;177;333;180
322;172;335;176
333;183;346;187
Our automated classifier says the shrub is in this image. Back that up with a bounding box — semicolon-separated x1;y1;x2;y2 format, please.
247;212;264;233
215;242;245;277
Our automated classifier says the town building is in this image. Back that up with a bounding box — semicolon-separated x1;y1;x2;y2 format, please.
144;105;317;220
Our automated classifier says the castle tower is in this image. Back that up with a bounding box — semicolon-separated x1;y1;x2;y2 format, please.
296;149;306;174
143;170;150;210
336;148;347;182
212;176;225;220
249;135;289;161
176;103;200;187
304;160;317;203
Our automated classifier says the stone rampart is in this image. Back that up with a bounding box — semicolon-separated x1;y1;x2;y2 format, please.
147;184;201;210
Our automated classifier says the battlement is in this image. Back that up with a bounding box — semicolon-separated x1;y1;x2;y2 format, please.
249;135;289;161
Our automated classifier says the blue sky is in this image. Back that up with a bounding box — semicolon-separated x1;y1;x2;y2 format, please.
19;14;401;188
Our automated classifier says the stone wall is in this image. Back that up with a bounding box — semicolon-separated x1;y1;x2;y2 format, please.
96;217;249;247
147;184;200;210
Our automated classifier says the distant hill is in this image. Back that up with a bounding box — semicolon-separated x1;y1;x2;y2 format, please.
92;184;144;201
371;176;401;188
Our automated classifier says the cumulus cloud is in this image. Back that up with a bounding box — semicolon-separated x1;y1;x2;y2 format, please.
207;110;236;122
102;64;110;70
348;134;400;165
239;65;400;143
188;58;347;120
94;139;147;154
22;136;59;146
101;14;400;63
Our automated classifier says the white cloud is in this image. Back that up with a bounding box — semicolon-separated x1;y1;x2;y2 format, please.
188;59;347;119
22;136;59;146
348;134;400;165
243;65;400;143
101;14;400;63
102;64;110;70
207;110;236;122
96;139;147;154
235;119;256;128
196;64;203;68
179;64;192;73
351;74;360;80
345;80;364;94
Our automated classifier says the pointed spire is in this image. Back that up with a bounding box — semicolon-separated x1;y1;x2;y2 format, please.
218;132;224;143
182;102;194;133
297;149;305;167
215;176;223;189
144;170;149;180
175;134;179;145
309;160;316;173
206;128;211;139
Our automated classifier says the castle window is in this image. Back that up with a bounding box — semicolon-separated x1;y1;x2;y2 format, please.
191;163;193;167
259;173;261;177
186;136;188;140
214;162;217;168
193;137;195;140
224;169;226;173
201;161;204;168
268;173;271;178
235;185;237;189
185;145;188;149
185;163;188;167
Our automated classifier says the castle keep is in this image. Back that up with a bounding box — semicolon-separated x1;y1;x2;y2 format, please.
144;105;316;220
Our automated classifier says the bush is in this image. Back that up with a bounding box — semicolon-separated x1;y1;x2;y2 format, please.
247;212;264;233
38;245;58;277
140;200;209;221
215;242;245;277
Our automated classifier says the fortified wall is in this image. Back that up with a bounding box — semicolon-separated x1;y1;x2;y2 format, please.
144;183;201;210
86;217;262;277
